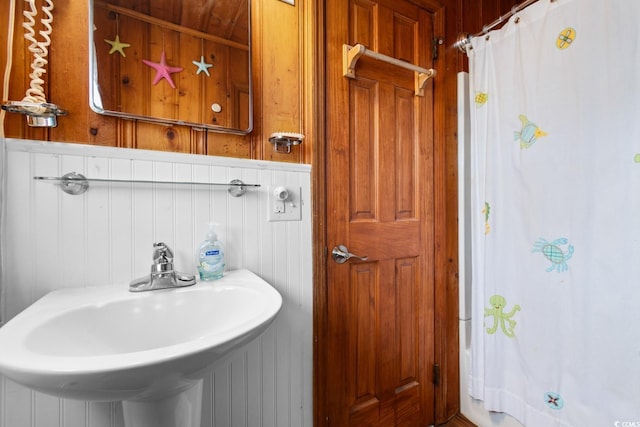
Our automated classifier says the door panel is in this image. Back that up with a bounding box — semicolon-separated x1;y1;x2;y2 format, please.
325;0;439;425
350;78;377;220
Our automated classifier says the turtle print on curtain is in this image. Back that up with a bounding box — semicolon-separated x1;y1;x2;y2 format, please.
467;0;640;425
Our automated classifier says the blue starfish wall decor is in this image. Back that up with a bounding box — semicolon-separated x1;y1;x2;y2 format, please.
192;55;213;76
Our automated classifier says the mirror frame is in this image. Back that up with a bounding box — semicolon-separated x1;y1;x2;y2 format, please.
88;0;253;134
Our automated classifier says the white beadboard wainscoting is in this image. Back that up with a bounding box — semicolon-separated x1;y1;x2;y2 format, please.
0;138;312;427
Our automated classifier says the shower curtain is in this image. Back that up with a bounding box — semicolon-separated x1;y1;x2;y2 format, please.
468;0;640;425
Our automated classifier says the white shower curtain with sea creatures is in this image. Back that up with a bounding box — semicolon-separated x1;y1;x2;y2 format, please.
467;0;640;425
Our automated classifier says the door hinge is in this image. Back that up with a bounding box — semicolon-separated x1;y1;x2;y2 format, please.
432;36;444;61
432;363;440;386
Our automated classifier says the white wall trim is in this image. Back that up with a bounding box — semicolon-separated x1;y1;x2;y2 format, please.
5;138;312;174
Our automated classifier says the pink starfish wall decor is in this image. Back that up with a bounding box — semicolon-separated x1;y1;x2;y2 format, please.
142;50;183;89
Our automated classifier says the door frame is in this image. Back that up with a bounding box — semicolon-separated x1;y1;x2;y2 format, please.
310;0;461;424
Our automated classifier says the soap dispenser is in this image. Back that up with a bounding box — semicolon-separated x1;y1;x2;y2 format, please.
197;222;225;281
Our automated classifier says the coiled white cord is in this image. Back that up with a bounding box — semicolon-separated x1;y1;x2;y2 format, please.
1;0;16;131
22;0;55;113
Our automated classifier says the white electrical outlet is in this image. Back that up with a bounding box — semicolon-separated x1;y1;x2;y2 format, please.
268;186;302;221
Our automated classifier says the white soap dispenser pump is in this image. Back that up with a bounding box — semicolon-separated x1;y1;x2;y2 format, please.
197;222;225;281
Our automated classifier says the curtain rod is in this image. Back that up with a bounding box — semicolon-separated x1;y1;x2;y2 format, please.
454;0;551;53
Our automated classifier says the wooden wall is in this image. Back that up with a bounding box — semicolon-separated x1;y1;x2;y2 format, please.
0;0;310;163
0;0;518;163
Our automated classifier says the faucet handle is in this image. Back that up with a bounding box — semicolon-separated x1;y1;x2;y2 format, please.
152;242;173;263
152;242;174;273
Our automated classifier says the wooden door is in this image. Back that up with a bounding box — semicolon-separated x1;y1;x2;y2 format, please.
324;0;439;425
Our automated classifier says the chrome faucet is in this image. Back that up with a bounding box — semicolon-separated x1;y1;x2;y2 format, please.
129;242;196;292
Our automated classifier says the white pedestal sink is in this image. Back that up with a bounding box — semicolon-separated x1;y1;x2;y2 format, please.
0;269;282;427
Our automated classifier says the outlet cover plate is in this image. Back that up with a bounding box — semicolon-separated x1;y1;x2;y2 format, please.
268;186;302;221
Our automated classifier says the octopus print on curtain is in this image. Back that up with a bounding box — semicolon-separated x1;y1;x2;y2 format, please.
468;0;640;425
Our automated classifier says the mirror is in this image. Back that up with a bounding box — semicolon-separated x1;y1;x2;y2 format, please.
89;0;252;134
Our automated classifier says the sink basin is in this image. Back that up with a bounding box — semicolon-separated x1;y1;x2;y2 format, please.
0;269;282;404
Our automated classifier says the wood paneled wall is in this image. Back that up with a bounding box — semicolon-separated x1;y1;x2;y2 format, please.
0;0;517;163
0;0;310;163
